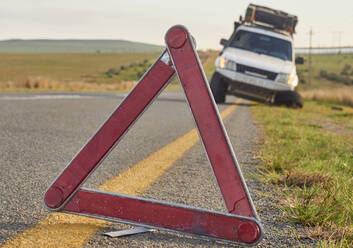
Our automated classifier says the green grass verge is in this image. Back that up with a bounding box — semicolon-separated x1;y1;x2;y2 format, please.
252;101;353;247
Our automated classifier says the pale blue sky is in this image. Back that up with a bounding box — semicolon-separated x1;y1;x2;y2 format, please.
0;0;352;49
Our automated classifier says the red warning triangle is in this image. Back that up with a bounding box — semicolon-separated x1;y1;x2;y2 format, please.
44;25;263;246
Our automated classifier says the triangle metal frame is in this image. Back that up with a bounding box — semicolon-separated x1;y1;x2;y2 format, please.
44;25;263;246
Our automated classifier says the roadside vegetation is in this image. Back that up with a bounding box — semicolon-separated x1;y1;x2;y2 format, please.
0;51;218;92
252;102;353;246
251;53;353;246
296;53;353;107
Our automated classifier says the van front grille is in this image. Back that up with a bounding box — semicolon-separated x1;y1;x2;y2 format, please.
236;64;277;80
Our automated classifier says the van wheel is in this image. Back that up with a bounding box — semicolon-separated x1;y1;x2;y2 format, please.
210;73;228;103
275;91;304;108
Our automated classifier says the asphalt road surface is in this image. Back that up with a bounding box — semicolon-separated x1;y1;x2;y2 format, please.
0;90;314;247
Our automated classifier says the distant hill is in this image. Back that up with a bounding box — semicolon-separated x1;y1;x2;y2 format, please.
0;39;164;53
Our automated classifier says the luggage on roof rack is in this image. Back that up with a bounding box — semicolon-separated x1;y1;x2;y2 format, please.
245;4;298;34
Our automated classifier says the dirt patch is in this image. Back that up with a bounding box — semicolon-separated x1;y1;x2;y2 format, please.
309;120;353;136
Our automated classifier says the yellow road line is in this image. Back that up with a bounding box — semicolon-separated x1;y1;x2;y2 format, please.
2;99;241;248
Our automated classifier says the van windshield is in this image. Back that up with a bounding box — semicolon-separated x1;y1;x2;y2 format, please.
229;30;292;61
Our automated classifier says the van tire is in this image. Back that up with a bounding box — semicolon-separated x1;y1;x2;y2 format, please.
210;73;228;104
275;91;303;108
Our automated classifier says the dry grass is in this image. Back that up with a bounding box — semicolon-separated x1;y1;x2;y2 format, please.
300;86;353;107
0;77;136;92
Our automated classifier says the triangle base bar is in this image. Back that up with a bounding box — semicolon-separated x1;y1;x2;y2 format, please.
64;188;262;245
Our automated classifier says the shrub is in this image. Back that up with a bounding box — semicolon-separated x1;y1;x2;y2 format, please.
341;64;352;76
319;69;353;86
320;70;327;78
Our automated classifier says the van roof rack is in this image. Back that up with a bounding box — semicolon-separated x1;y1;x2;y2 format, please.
244;4;298;35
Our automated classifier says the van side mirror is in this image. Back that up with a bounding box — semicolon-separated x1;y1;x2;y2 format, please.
295;56;304;64
220;38;228;46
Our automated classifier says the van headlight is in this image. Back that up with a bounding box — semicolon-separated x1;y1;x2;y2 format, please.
219;57;226;68
276;73;294;85
219;57;237;71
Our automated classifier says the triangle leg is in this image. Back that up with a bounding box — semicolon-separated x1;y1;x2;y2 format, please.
44;52;175;210
166;26;257;218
